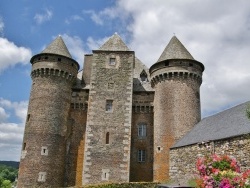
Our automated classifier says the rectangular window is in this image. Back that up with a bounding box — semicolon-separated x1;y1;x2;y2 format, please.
41;146;48;156
106;132;110;144
138;124;146;137
109;58;116;65
22;142;26;150
27;114;30;122
106;100;113;112
108;82;114;90
101;169;110;181
138;150;146;162
38;172;47;182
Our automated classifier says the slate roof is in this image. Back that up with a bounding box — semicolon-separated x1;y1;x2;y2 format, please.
99;33;130;51
157;36;194;63
133;57;154;92
41;36;72;58
172;101;250;148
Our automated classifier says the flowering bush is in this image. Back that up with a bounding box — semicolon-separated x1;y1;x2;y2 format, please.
196;154;250;188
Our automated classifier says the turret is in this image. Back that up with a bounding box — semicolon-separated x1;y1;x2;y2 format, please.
17;36;79;187
149;36;204;182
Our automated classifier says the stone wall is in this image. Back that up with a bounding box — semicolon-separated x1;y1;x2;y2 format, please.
130;92;154;182
83;51;134;184
64;89;89;187
152;77;201;182
169;134;250;185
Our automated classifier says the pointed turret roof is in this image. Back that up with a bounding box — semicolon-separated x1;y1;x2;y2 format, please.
157;36;194;63
41;36;72;58
99;33;130;51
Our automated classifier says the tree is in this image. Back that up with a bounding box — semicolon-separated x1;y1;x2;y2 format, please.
1;180;11;188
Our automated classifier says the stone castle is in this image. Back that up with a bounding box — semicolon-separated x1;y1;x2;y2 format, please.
17;33;250;187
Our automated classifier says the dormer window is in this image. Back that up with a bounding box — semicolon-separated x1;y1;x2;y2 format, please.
109;58;116;66
140;70;148;82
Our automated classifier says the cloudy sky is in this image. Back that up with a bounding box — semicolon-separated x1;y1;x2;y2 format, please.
0;0;250;161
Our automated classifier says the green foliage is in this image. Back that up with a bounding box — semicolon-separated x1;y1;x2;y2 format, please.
1;180;11;188
212;159;231;171
0;164;18;187
187;178;197;187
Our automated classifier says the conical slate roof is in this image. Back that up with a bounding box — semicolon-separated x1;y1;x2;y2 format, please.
41;36;72;58
157;36;194;63
99;33;130;51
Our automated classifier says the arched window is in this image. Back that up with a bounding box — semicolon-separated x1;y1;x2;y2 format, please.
106;132;110;144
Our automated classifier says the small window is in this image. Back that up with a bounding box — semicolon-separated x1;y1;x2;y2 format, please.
58;58;61;62
44;57;48;60
22;143;26;150
109;58;116;66
41;146;48;156
165;61;169;66
189;63;193;67
102;169;110;180
38;172;47;182
106;100;113;112
108;82;114;90
106;132;110;144
138;150;146;162
27;114;30;122
138;124;146;137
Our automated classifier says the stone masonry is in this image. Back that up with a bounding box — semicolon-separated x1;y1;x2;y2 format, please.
170;134;250;185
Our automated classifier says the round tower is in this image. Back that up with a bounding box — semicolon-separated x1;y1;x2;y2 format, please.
17;36;79;187
149;36;204;182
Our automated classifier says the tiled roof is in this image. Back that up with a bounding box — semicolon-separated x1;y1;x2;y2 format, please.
99;33;130;51
157;36;194;63
172;101;250;148
41;36;72;58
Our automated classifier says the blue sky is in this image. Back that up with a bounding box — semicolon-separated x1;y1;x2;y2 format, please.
0;0;250;161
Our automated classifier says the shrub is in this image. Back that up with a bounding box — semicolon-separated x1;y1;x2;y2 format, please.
196;154;250;188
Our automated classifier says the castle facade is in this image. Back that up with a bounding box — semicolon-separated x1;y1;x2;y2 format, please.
17;33;204;187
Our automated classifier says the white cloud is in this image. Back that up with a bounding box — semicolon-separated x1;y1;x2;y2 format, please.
86;36;109;50
92;0;250;117
61;34;86;68
65;15;84;24
83;6;124;26
0;37;32;74
0;107;9;122
0;98;28;161
34;8;53;24
83;10;104;25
